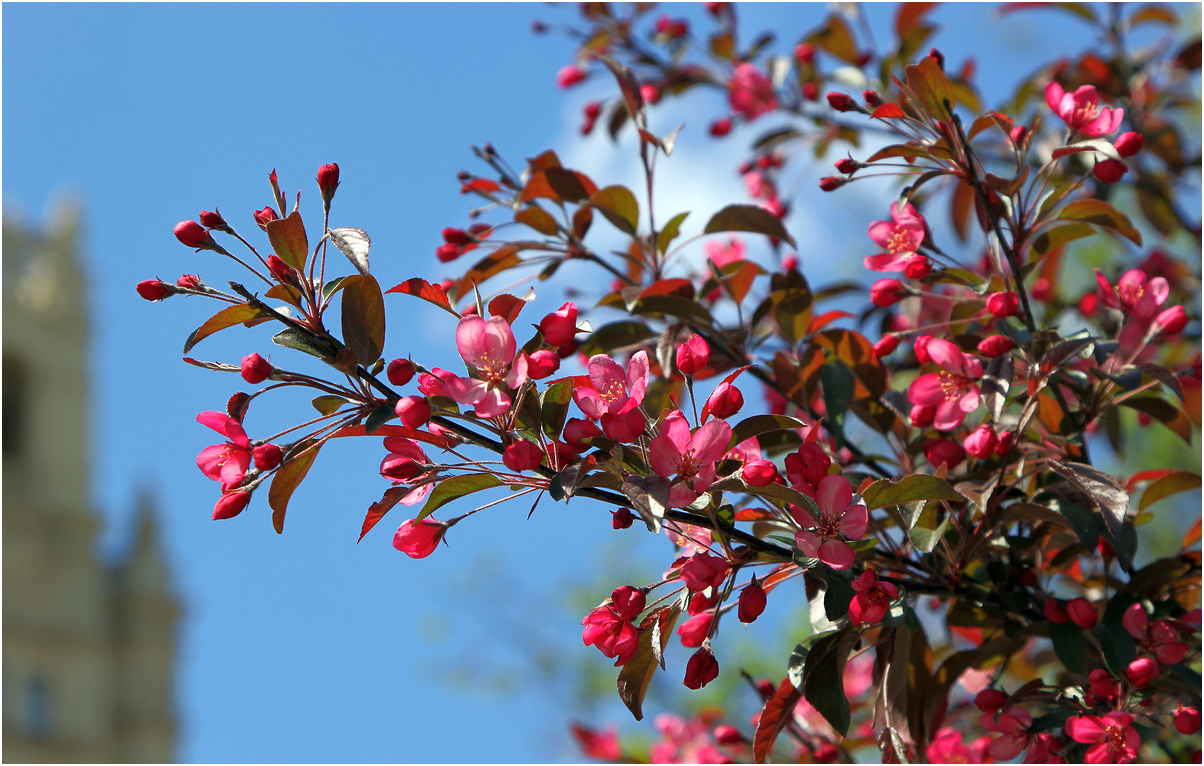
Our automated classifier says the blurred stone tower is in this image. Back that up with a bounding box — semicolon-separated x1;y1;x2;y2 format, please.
3;202;181;762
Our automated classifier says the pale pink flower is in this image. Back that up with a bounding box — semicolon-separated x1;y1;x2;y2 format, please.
907;338;983;431
573;351;651;419
1094;268;1169;321
1045;81;1124;137
1123;602;1189;665
1065;712;1140;764
445;315;528;418
704;235;746;268
650;411;733;507
728;63;777;120
791;474;868;570
864;202;926;272
196;411;252;486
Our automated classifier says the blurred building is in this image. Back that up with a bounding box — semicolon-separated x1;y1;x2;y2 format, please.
3;204;181;762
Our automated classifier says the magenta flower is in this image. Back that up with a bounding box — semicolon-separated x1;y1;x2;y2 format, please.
925;727;980;764
981;706;1038;761
379;437;436;506
1065;712;1140;764
444;315;528;418
393;517;447;558
849;569;898;626
1094;268;1169;321
196;411;252;486
864;202;926;272
1045;81;1124;137
582;586;645;667
573;351;651;419
649;411;733;507
704;235;746;268
727;63;777;120
791;474;868;570
906;338;983;431
1123;602;1189;665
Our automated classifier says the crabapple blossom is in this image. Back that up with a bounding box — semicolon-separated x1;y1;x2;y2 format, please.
174;219;215;250
556;64;587;88
572;351;650;419
907;338;983;430
680;553;729;593
975;688;1008;712
582;586;644;666
240;353;272;384
1095;159;1128;183
213;489;251;520
650;411;732;507
737;578;766;623
709;117;732;137
987;291;1020;317
395;396;432;429
1066;712;1140;764
1095;268;1169;320
826;92;856;112
196;411;253;487
1114;131;1144;157
1088;669;1116;700
393;517;448;558
683;646;720;689
910;405;936;427
741;459;777;487
926;727;988;764
1127;656;1160;687
865;202;926;272
872;335;899;357
963;425;998;459
978;334;1014;357
386;358;415;386
1045;598;1070;624
784;442;830;492
137;280;174;301
705;383;743;419
198;209;227;230
848;569;898;626
503;440;544;473
539;302;578;347
924;438;966;468
727;63;776;120
1174;706;1201;735
252;206;278;229
526;349;560;379
610;508;634;530
445;315;528;418
980;705;1040;761
870;278;907;307
792;474;868;570
675;335;710;375
1154;305;1188;335
1045;81;1124;136
677;611;712;647
252;443;282;471
317;162;339;203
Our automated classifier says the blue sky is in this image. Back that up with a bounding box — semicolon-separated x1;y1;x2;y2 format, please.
4;3;1194;762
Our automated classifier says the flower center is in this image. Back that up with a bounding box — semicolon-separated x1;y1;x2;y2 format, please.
600;380;626;403
479;353;508;383
887;228;914;254
1103;725;1127;751
815;512;842;541
938;371;971;398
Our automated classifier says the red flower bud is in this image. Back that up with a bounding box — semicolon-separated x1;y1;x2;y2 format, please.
1126;657;1159;687
1088;669;1116;700
1010;125;1029;145
914;335;934;364
802;82;819;101
213;490;251;520
556;339;580;359
1044;599;1069;624
676;611;712;648
1094;158;1128;183
199;209;228;230
395;396;432;428
503;440;544;473
738;580;767;623
742;460;778;487
835;157;860;174
862;89;883;107
794;43;815;64
526;349;561;379
903;255;931;279
176;274;203;290
709;117;733;137
436;243;462;262
540;302;579;347
442;228;471;246
266;255;293;283
910;405;935;428
252;443;283;471
1066;597;1098;629
781;254;799;271
963;425;998;459
986;291;1020;318
826;92;856;112
1114;131;1144;158
174;220;215;249
611;508;635;529
563;418;602;452
387;358;416;387
1174;707;1202;735
639;83;661;105
923;438;966;468
253;206;278;230
557;64;588;89
873;335;900;358
975;688;1008;713
1079;292;1099;316
466;223;492;238
1154;305;1188;335
977;335;1014;358
684;647;720;690
676;334;710;375
871;278;907;307
240;353;273;384
393;518;447;558
612;586;646;621
137;279;174;302
317;163;340;204
706;382;744;419
995;430;1015;455
714;725;744;747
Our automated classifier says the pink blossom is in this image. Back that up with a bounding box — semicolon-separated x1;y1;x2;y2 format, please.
926;727;980;764
677;610;713;647
865;202;926;272
649;411;733;507
907;338;983;430
792;474;868;570
196;411;253;486
738;579;767;623
573;351;651;419
539;302;578;347
1045;82;1124;137
1094;269;1169;321
728;63;777;121
849;569;898;626
1066;712;1140;764
213;489;251;520
676;335;710;375
445;315;528;417
684;646;720;689
981;705;1037;761
784;442;831;492
557;63;588;88
570;722;622;761
582;586;645;667
705;236;746;268
1123;602;1189;665
705;383;744;419
379;437;436;506
393;517;447;558
680;553;730;593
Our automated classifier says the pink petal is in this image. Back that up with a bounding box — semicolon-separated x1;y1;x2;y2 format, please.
987;735;1025;762
957;387;982;414
587;354;626;396
933;399;967;431
852;570;875;593
791;504;818;528
816;474;852;515
572;387;606;419
841;503;868;540
864;252;915;272
1082;107;1123;137
819;539;855;570
504;352;528;389
1095;269;1121;308
398;483;434;506
907;373;948;407
649;433;684;478
474;387;511;418
847;596;866;625
444;376;487;405
1044;81;1067;115
197;411;249;446
668;484;700;508
925;338;964;372
626;350;651;405
483;316;517;362
455;316;489;369
382;437;428;462
794;529;821;557
1067;715;1107;744
691;419;734;464
219;448;250;486
867;220;897;248
197;444;229;481
1122;602;1149;638
1155;641;1188;665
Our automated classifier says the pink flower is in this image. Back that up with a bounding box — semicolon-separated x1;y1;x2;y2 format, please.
387;358;416;387
1045;81;1124;137
978;335;1014;357
680;553;730;593
784;443;831;492
907;338;983;430
1174;706;1201;735
540;302;579;347
964;425;998;459
1114;132;1144;157
742;459;778;487
1154;305;1189;335
676;335;710;376
557;63;588;88
650;412;733;507
395;396;431;428
926;727;977;764
1123;602;1189;665
570;722;622;761
573;351;651;419
849;570;898;626
393;517;448;558
1095;269;1169;321
445;315;528;418
981;705;1037;761
213;489;251;520
865;202;926;272
379;437;436;506
792;474;868;570
196;411;253;486
987;291;1020;318
252;443;282;471
1066;597;1098;629
240;353;273;384
705;235;746;269
870;278;907;307
1126;656;1160;687
582;586;645;666
526;349;561;379
705;383;744;419
677;611;713;647
1066;712;1140;764
503;440;544;473
728;63;777;121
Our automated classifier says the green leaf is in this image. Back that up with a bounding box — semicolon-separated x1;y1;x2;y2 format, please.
1050;497;1102;552
364;404;394;434
265;210;310;271
269;441;323;534
703;204;796;247
616;605;680;721
579;321;655;358
418;474;503;521
1030;221;1095;259
183;304;269;354
1050;622;1089;674
1119;396;1193;443
1095;622;1137;679
272;327;336;360
728;414;808;450
820;361;855;445
909;510;950;553
540;379;575;440
768;287;813;344
312;395;348;416
658;211;690;253
802;628;856;737
589;186;640;235
1139;470;1202;511
862;474;963;510
1058;199;1143;245
514;205;560;236
340;274;386;367
823;574;854;621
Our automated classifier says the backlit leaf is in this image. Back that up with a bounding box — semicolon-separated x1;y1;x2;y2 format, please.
341;274;386;367
418;474;503;521
802;628;857;736
1058;199;1142;245
358;486;408;543
514;205;559;236
704;205;796;247
269;440;323;534
265;210;309;271
862;474;963;511
184;304;270;353
728;415;808;450
589;185;641;235
616;606;680;721
753;679;804;764
1138;469;1201;511
385;277;459;317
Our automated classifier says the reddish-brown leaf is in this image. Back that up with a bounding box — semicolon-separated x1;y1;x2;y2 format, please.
359;487;408;543
269;441;323;534
895;1;939;36
332;424;449;450
385;278;459;317
488;292;532;324
753;679;803;763
808;310;856;333
265;210;309;271
639;278;695;300
871;103;906;119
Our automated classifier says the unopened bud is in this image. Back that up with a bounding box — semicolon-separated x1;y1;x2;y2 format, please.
253;443;283;471
387;358;416;387
862;89;883;107
240;353;273;385
835;157;861;174
395;396;432;428
826;91;857;112
137;280;175;302
174;220;215;250
253;206;278;230
1114;131;1144;158
819;176;845;192
199;209;228;230
317;163;340;205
